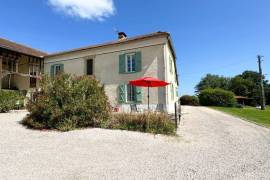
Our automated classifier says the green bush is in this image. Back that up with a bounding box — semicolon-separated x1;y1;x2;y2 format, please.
103;112;176;135
22;74;111;131
0;90;24;112
199;88;236;107
180;95;200;106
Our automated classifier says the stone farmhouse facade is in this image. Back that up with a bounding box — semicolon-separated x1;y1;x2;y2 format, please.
0;32;179;113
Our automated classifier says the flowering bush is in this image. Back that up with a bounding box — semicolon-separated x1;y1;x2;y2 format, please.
22;74;111;131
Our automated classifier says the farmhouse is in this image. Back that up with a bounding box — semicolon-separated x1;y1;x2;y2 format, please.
0;38;46;91
0;32;179;112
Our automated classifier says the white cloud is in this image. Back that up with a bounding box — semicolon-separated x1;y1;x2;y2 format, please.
48;0;115;21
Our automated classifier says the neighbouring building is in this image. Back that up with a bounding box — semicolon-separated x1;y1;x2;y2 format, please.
0;32;179;113
0;38;46;92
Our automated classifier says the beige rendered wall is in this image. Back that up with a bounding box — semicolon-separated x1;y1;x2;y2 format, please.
164;43;179;108
13;55;30;90
44;37;168;109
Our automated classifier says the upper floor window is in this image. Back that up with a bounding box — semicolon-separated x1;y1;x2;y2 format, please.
50;64;64;77
86;59;93;75
126;53;136;73
119;52;142;74
169;56;173;74
55;65;62;75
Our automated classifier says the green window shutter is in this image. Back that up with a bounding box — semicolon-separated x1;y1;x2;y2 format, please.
135;51;142;72
135;87;142;103
119;84;126;103
50;65;55;77
119;54;126;74
60;64;64;73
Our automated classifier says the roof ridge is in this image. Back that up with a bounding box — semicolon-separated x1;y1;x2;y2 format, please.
46;31;170;57
0;37;48;57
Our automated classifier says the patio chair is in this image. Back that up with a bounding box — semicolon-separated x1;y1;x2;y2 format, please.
156;104;164;112
130;104;138;113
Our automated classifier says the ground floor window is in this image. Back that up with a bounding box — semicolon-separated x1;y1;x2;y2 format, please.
29;64;39;88
119;84;141;103
30;72;36;88
127;84;136;102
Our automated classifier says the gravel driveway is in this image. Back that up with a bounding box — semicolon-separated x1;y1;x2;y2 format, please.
0;106;270;180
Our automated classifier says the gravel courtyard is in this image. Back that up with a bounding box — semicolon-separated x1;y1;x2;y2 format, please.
0;106;270;180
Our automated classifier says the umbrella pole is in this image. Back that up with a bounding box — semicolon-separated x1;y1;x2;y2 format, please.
147;86;150;130
148;86;150;110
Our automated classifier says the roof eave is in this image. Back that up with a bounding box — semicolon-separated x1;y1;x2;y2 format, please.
165;33;179;86
45;32;170;58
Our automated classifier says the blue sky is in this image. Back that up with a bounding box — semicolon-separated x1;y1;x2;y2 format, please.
1;0;269;95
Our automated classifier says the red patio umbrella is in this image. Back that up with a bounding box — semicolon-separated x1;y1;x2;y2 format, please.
129;77;170;110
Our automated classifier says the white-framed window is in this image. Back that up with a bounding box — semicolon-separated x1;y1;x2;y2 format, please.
126;84;136;102
54;65;62;75
126;53;136;73
29;64;39;75
169;56;173;74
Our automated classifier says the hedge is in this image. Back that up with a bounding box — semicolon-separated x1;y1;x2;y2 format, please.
180;95;200;106
199;88;236;107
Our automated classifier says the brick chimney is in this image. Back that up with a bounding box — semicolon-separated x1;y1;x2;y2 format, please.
118;32;127;40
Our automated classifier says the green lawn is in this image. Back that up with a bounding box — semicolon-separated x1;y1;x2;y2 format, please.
211;106;270;128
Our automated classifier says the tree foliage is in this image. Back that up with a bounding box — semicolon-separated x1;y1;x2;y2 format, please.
196;74;231;92
196;71;270;105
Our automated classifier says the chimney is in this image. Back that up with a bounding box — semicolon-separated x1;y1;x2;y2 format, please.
118;32;127;40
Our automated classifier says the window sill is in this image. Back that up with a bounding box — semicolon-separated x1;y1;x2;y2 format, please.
121;71;139;74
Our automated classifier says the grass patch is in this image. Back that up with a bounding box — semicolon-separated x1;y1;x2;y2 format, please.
103;112;177;135
211;106;270;127
0;90;24;113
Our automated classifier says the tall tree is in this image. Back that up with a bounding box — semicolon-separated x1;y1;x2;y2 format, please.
234;71;268;104
265;83;270;105
229;76;252;97
196;74;231;93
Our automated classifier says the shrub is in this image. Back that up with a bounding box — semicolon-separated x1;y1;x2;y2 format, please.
22;74;111;131
180;95;200;106
0;90;24;112
199;88;236;107
103;112;176;135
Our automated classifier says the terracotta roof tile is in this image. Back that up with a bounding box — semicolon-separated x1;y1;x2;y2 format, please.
0;37;47;57
46;31;172;57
